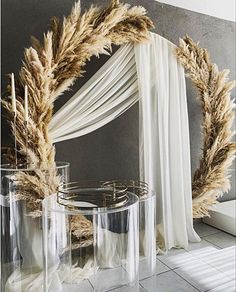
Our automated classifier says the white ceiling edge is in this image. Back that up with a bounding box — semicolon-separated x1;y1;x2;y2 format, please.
156;0;236;22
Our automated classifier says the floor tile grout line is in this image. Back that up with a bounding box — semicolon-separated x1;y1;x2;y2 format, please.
190;248;236;281
193;223;224;237
158;248;203;269
158;244;236;289
198;231;222;237
172;269;202;292
202;237;230;249
139;268;171;282
141;265;202;292
193;222;233;240
158;242;225;270
139;281;149;291
198;222;236;237
183;243;236;279
185;237;223;251
88;278;94;290
172;243;236;291
139;270;202;292
203;231;236;239
157;257;174;269
204;279;236;292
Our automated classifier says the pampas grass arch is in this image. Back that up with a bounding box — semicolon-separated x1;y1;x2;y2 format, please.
3;1;235;226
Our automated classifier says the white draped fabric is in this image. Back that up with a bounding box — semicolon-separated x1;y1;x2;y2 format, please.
135;34;200;249
50;44;138;143
50;32;200;249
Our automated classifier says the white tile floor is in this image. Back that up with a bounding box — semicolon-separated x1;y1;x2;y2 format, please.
69;223;236;292
138;223;236;292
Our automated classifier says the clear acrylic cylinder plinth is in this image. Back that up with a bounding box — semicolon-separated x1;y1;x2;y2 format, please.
42;182;139;292
136;183;156;278
0;162;70;292
103;180;156;278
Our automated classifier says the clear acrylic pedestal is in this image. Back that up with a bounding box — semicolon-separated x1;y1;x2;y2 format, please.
42;182;139;292
0;162;69;292
103;180;156;279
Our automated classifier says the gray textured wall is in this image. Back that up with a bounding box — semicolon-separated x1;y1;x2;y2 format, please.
152;1;236;201
1;0;235;199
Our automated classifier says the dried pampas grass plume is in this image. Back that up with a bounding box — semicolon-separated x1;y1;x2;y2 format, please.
176;36;236;218
3;0;154;169
2;0;153;240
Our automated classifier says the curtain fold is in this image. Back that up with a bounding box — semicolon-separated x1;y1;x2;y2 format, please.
135;33;200;249
50;32;200;250
50;44;138;143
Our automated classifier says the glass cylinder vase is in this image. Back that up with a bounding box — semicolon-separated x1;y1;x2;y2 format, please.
0;161;70;292
42;181;139;292
103;180;156;279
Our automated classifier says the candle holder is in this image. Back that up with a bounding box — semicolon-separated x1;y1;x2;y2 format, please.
42;181;139;292
0;161;70;292
103;180;156;279
13;114;18;165
24;121;29;164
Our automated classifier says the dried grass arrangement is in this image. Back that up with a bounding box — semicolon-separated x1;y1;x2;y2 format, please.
2;0;153;240
2;0;153;211
176;36;236;218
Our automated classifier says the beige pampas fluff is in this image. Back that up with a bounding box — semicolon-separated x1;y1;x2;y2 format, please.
176;36;236;218
2;0;153;239
3;0;153;203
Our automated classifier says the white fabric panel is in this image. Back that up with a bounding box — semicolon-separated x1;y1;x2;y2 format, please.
50;44;138;142
135;33;200;249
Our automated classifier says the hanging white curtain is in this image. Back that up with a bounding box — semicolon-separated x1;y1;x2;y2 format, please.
50;32;200;249
135;33;200;250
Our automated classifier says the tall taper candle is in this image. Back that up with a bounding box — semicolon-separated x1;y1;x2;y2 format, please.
24;85;28;122
11;73;16;114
